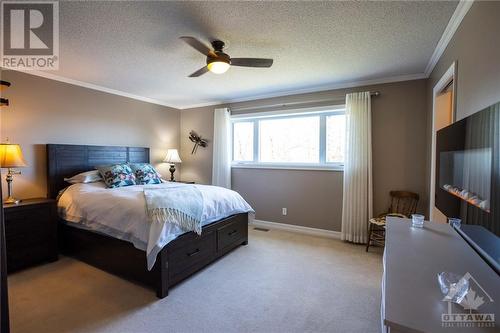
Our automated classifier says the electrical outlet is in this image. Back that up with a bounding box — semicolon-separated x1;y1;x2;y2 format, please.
282;208;287;216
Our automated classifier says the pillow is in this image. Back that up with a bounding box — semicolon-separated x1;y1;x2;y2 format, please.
128;163;162;185
64;170;102;184
97;164;136;188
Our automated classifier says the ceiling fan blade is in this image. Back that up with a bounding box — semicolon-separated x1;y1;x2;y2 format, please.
230;58;273;68
179;36;214;56
188;66;209;77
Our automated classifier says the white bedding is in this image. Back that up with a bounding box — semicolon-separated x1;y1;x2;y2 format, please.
58;182;254;269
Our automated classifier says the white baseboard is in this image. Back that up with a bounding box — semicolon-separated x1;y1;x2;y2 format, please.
251;219;341;239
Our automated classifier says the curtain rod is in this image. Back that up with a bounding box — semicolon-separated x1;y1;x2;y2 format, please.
230;91;380;113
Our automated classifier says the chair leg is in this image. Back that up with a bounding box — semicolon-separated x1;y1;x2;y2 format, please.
366;223;372;252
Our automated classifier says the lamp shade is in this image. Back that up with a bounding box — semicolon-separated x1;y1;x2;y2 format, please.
164;149;182;164
0;144;27;168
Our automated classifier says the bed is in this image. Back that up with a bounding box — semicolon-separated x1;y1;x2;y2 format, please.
47;144;251;298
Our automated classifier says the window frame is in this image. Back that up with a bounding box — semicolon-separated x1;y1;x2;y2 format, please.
231;107;346;171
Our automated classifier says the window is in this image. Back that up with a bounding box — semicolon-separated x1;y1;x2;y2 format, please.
326;114;346;163
260;116;320;163
233;122;254;161
232;108;345;169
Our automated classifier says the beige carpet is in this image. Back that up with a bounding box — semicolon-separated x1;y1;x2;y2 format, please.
8;228;383;333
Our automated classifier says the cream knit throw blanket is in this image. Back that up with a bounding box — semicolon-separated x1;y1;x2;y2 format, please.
144;185;203;235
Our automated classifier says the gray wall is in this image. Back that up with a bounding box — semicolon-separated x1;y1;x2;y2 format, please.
0;70;180;199
180;105;214;184
180;79;428;231
426;1;500;215
428;2;500;121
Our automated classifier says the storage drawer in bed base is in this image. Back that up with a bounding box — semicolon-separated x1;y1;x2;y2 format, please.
59;213;249;298
166;213;248;288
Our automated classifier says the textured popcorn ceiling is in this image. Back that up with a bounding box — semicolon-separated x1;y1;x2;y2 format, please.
48;1;457;108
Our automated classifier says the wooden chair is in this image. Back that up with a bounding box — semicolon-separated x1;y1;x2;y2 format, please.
366;191;419;252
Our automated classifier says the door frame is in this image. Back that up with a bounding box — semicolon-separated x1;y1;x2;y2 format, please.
429;61;457;221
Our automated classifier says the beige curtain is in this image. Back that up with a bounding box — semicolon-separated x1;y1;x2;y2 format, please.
212;108;232;189
341;92;373;243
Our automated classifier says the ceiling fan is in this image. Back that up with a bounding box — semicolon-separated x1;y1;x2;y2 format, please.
180;36;273;77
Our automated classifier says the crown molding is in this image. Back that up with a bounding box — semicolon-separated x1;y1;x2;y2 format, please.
179;72;428;109
2;68;177;109
4;68;427;110
424;0;474;77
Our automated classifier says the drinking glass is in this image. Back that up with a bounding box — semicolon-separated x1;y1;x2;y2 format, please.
411;214;425;228
438;272;469;304
448;218;461;229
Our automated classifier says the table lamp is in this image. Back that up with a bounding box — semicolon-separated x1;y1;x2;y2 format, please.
164;149;182;181
0;143;27;204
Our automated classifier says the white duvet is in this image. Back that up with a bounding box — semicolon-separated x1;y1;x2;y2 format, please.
58;182;254;270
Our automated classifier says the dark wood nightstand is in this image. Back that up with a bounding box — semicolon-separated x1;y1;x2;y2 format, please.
3;198;58;273
169;180;195;184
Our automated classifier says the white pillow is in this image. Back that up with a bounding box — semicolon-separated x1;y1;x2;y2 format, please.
64;170;103;184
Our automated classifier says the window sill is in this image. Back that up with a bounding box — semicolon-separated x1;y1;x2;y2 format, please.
231;164;344;172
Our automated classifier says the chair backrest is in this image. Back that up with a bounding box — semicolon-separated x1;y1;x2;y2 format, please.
388;191;419;217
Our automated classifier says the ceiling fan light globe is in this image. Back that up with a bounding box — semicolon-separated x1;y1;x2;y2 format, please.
207;61;230;74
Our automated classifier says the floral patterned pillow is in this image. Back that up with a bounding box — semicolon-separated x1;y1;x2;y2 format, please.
97;164;136;188
128;163;162;185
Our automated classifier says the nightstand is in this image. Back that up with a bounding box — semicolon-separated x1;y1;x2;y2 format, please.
3;198;58;273
169;180;195;184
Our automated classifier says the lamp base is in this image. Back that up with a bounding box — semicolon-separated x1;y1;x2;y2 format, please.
169;164;176;181
4;196;20;205
5;168;22;205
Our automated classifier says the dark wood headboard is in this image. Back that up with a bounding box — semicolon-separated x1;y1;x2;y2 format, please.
46;144;150;199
